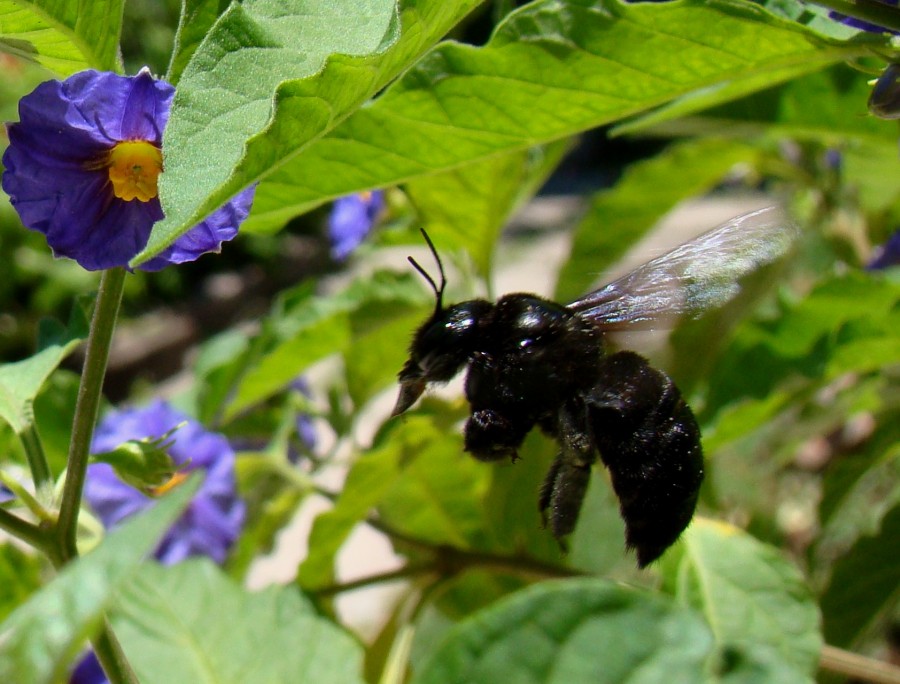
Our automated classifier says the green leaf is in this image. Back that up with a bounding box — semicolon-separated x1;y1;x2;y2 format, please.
227;452;310;579
110;559;365;683
344;308;428;408
843;140;900;213
412;578;714;684
0;543;43;623
246;0;858;234
227;312;351;421
615;63;897;145
191;328;252;425
819;502;900;649
555;138;759;302
661;518;822;681
377;418;489;549
479;430;563;560
405;140;572;279
0;476;199;684
0;342;81;434
135;0;483;264
0;0;123;74
298;410;465;590
224;270;426;421
703;272;900;414
32;369;80;476
165;0;226;85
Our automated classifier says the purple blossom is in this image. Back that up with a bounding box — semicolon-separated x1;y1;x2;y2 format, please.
868;228;900;269
327;190;385;260
289;378;317;463
1;68;255;271
85;400;244;565
70;652;106;684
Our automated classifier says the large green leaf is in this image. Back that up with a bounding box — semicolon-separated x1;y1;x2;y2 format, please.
555;138;759;302
819;502;900;649
412;578;714;684
0;342;80;434
0;0;123;74
616;62;896;143
0;477;199;684
405;140;572;280
245;0;860;236
134;0;482;265
110;559;365;683
661;518;822;682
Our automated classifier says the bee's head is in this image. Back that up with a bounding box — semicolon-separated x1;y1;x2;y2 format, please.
392;230;491;416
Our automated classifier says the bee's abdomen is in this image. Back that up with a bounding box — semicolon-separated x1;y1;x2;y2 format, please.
586;351;704;567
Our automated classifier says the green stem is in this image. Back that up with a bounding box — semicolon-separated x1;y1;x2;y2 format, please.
0;507;48;552
91;618;140;684
19;422;53;491
55;267;126;562
813;0;900;32
315;565;436;597
820;644;900;684
49;268;133;684
0;469;52;523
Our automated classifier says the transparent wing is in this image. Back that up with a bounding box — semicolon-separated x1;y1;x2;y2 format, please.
567;206;799;330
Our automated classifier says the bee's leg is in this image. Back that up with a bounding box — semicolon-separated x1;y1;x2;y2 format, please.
464;409;530;462
539;400;597;550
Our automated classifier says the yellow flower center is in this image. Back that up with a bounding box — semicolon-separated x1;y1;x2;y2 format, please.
107;140;162;202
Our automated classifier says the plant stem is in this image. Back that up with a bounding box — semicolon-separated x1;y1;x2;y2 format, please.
19;422;52;491
47;268;133;684
315;565;436;597
820;644;900;684
91;617;140;684
0;507;47;552
812;0;900;32
55;267;126;562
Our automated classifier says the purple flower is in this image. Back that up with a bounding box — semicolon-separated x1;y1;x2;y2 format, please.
288;378;317;463
868;228;900;269
70;652;106;684
327;190;385;260
828;0;898;34
1;68;255;271
85;400;244;565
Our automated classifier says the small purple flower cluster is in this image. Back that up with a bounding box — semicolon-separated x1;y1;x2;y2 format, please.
328;190;385;260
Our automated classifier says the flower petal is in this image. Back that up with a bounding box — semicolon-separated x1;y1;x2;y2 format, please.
139;184;256;271
85;401;244;566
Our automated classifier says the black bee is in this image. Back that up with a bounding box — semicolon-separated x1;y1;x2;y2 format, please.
392;207;796;566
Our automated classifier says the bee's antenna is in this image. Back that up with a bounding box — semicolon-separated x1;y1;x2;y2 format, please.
407;228;447;313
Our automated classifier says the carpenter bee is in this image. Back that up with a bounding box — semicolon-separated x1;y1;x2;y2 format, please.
393;207;797;566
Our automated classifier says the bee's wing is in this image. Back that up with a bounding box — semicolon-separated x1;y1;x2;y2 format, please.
567;206;799;330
